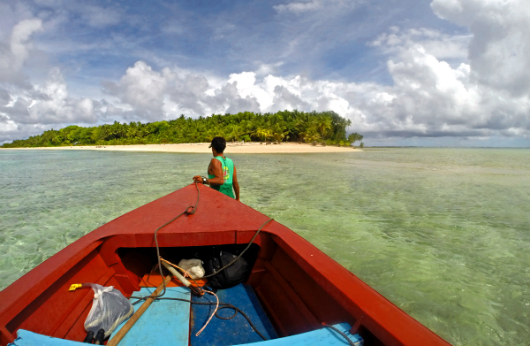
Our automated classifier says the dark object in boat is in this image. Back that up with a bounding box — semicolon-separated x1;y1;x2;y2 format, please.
204;249;250;289
82;331;94;343
94;328;105;345
94;329;105;345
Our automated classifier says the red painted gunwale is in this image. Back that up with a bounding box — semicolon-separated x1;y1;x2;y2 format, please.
0;184;450;346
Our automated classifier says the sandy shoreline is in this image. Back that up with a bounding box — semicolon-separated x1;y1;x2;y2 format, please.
2;142;361;154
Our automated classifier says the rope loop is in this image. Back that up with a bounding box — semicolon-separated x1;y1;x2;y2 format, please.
215;306;238;320
185;205;196;215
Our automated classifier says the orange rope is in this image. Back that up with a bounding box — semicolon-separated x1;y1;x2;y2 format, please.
159;258;192;278
159;257;205;289
195;290;219;336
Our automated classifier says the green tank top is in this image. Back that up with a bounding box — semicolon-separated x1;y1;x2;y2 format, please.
208;156;235;198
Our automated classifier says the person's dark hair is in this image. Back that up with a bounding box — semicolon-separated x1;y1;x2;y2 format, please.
209;137;226;153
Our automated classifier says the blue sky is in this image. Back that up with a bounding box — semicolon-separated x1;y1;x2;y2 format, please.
1;0;529;146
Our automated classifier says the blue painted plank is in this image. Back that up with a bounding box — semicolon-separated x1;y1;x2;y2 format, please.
8;329;87;346
234;323;363;346
191;284;278;346
109;287;191;346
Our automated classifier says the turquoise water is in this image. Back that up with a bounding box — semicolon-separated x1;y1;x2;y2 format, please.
1;148;530;345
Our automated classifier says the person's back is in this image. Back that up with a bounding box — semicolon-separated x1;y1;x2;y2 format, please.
193;137;240;201
208;155;235;198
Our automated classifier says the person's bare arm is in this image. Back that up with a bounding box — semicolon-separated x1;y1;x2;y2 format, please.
206;159;225;185
233;165;240;201
193;159;224;185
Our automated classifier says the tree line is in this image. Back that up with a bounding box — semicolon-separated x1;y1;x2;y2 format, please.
1;110;363;148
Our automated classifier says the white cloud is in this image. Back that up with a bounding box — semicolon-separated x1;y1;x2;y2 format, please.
0;18;105;136
104;62;263;119
103;61;168;119
370;27;470;60
3;68;101;125
431;0;530;96
273;0;354;14
9;19;43;70
0;18;43;86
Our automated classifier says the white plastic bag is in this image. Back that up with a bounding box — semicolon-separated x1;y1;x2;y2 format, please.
178;259;205;279
84;284;134;338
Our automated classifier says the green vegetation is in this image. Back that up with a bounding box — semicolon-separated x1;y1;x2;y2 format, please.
1;110;362;148
347;132;363;146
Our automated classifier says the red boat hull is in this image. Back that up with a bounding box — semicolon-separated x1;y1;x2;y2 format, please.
0;184;449;345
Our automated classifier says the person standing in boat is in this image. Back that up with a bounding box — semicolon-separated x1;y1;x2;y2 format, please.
193;137;240;201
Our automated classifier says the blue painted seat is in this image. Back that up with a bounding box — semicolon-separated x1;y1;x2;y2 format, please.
9;287;191;346
109;286;191;346
8;330;87;346
234;323;363;346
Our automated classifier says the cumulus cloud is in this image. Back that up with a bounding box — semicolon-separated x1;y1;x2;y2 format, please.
9;19;43;70
0;18;42;86
341;0;530;140
104;63;318;120
103;62;168;119
3;68;101;125
431;0;530;96
104;62;262;120
0;18;109;142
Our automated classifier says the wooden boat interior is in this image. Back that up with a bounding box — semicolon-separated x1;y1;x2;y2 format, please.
4;240;367;345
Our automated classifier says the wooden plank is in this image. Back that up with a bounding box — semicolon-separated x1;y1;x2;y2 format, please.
0;326;13;345
264;262;321;328
254;271;307;336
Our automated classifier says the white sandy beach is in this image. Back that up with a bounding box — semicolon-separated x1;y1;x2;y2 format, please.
4;142;361;154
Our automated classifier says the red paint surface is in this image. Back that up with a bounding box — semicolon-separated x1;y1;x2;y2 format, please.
0;184;450;345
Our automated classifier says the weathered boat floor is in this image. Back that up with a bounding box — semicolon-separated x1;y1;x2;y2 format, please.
190;284;278;346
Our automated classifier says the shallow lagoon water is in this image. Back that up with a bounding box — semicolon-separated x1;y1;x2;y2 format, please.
1;148;529;345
